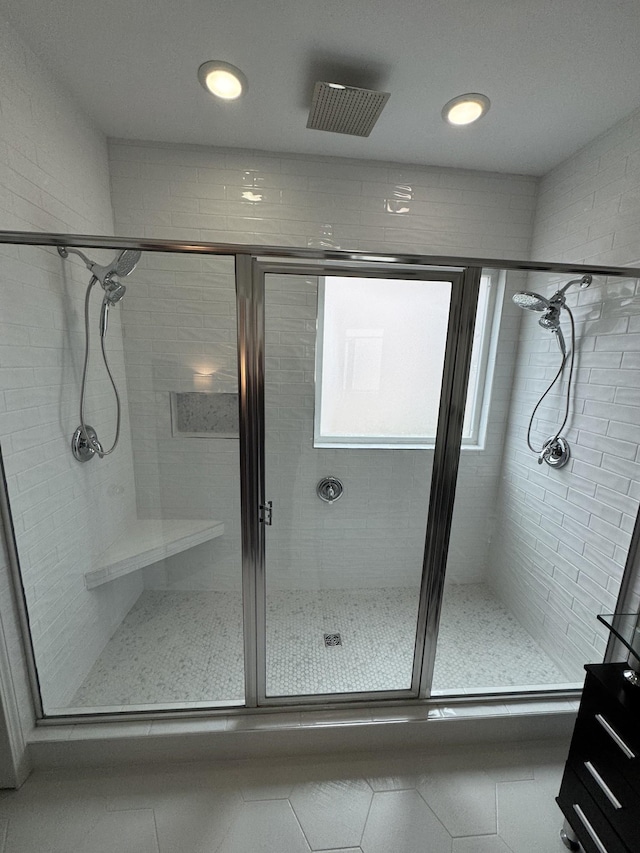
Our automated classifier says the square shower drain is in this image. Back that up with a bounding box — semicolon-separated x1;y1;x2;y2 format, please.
324;633;342;647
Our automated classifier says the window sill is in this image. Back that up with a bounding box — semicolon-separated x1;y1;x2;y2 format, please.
313;441;486;451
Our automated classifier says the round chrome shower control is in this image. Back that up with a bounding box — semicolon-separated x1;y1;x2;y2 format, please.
71;425;103;463
539;436;570;468
317;476;344;503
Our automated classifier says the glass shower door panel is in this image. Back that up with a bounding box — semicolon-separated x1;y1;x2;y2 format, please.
263;272;452;698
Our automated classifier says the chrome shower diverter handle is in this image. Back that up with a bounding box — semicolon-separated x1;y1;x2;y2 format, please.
317;476;344;503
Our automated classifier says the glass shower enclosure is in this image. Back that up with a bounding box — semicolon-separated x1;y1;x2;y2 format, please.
1;231;639;719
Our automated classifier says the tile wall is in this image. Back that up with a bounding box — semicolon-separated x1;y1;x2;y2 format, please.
488;107;640;676
123;252;243;593
0;18;139;718
109;140;536;590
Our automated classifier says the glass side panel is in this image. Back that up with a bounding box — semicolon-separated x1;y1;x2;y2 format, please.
0;244;244;714
433;267;640;695
263;271;452;697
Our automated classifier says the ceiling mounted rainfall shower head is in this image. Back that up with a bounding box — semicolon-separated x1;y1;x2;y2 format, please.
307;81;390;137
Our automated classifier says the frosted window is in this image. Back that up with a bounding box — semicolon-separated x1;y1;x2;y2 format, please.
316;274;496;447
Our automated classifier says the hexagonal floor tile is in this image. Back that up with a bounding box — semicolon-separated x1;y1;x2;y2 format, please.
361;790;451;853
497;778;565;852
153;788;242;853
217;800;310;853
72;810;158;853
417;768;497;837
289;778;373;849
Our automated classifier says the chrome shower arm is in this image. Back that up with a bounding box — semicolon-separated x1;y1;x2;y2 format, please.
554;274;593;299
57;245;94;269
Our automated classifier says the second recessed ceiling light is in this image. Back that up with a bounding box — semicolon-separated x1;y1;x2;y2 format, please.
198;61;248;100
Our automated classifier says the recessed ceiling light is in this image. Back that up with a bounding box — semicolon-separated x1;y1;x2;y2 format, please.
442;93;490;126
198;61;248;100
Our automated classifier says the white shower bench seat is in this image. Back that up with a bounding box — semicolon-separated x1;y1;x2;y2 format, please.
84;519;224;589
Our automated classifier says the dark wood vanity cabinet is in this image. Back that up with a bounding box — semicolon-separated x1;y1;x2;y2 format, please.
557;663;640;853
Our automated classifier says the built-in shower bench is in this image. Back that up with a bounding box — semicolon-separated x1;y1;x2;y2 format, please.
84;519;224;589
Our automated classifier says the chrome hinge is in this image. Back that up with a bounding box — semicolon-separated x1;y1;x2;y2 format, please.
259;501;273;525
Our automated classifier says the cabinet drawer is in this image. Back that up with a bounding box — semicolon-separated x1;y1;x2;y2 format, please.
558;766;630;853
579;671;640;757
572;713;640;797
571;755;638;850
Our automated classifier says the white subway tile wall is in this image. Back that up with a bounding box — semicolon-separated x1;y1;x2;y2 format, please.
488;107;640;677
109;142;536;258
0;19;139;716
124;253;244;595
109;141;536;593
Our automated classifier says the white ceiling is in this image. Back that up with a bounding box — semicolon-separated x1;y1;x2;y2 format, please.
4;0;640;176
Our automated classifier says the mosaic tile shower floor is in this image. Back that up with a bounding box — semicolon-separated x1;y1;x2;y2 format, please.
71;583;573;709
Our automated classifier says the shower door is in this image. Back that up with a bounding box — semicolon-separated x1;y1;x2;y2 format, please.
239;258;481;703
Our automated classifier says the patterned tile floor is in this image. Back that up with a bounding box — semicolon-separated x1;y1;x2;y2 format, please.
71;583;576;710
0;739;571;852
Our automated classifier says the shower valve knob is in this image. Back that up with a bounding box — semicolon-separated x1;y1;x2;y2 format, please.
539;436;571;469
71;425;102;463
317;476;344;503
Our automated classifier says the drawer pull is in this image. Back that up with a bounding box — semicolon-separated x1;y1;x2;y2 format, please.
573;804;610;853
595;714;636;759
584;761;622;810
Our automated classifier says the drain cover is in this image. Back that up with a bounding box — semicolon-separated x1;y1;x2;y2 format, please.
324;633;342;647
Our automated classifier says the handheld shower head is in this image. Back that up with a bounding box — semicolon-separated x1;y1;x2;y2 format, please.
103;279;127;305
538;305;566;355
99;279;127;336
538;306;561;330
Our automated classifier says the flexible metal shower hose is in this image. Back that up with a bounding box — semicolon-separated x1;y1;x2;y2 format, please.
79;276;121;457
526;305;576;456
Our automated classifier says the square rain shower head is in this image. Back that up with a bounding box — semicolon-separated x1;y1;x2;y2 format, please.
307;81;390;137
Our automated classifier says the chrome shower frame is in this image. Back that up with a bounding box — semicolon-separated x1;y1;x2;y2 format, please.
0;229;639;726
